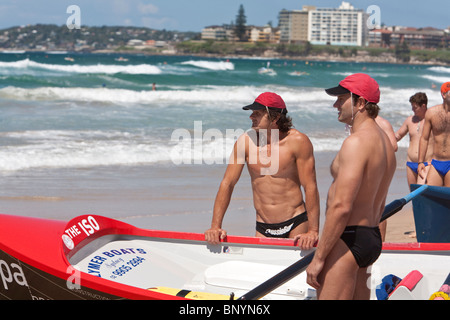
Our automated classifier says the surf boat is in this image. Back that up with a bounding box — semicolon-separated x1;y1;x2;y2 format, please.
0;212;449;300
412;185;450;243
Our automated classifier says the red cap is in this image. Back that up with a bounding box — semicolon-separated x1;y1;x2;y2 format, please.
441;82;450;95
243;92;287;114
326;73;380;104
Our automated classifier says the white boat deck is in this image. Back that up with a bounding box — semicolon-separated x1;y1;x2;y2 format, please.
72;236;450;300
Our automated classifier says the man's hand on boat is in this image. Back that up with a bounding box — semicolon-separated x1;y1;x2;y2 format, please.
294;230;318;251
204;227;227;245
204;226;318;250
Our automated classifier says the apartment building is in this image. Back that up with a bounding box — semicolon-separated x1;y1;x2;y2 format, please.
279;2;369;47
249;25;280;43
201;26;228;41
369;27;449;49
278;8;311;43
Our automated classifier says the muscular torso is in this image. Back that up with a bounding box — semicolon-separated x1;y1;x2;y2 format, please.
428;105;450;160
246;130;306;224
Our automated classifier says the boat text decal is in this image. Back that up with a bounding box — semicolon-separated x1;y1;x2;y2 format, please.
82;247;148;279
63;215;100;250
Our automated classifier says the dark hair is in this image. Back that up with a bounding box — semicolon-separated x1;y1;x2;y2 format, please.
268;109;293;133
352;93;379;119
409;92;428;106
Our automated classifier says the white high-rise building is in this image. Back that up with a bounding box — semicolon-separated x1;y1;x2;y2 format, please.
278;2;369;46
308;2;368;46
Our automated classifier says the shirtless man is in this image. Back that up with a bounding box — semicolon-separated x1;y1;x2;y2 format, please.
204;92;320;250
306;74;396;299
418;82;450;187
376;116;398;152
396;92;434;188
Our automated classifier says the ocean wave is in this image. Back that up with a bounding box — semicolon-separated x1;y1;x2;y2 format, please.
421;74;450;84
427;66;450;74
0;129;345;172
180;60;235;71
2;84;431;113
0;58;162;75
0;85;332;107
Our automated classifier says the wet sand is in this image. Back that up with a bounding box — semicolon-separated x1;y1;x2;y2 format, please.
384;206;417;243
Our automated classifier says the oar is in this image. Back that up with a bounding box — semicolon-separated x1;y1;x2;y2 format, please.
237;184;429;300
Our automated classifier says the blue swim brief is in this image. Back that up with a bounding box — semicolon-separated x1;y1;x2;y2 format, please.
431;159;450;176
406;161;428;174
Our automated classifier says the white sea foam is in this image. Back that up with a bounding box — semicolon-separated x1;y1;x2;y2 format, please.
421;74;450;84
180;60;235;71
427;66;450;74
0;85;333;108
0;128;346;172
0;58;162;75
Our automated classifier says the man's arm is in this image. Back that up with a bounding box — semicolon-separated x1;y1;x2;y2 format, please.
395;118;410;142
294;133;320;250
205;136;246;245
418;111;432;179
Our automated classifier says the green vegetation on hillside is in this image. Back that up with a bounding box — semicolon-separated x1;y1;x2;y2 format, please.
176;40;450;64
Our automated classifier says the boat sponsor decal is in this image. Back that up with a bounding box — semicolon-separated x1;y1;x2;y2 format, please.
63;215;100;250
0;256;28;291
0;250;121;300
79;247;148;279
62;234;74;250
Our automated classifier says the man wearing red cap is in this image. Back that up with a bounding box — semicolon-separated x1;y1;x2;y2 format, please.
306;74;396;299
204;92;320;250
418;82;450;186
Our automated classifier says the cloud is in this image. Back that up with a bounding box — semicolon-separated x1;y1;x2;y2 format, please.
138;3;159;15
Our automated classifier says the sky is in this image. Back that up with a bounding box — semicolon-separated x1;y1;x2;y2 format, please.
0;0;448;31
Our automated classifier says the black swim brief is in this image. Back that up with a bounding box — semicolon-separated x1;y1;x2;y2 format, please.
340;225;382;268
256;211;308;238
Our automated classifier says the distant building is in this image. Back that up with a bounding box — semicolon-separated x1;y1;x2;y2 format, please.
127;39;144;46
369;27;449;49
201;26;227;41
278;2;369;46
278;8;311;43
308;2;368;46
249;25;279;43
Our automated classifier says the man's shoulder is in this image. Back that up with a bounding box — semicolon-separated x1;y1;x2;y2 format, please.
286;128;310;141
404;115;414;123
427;104;443;114
342;131;370;151
422;104;443;123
